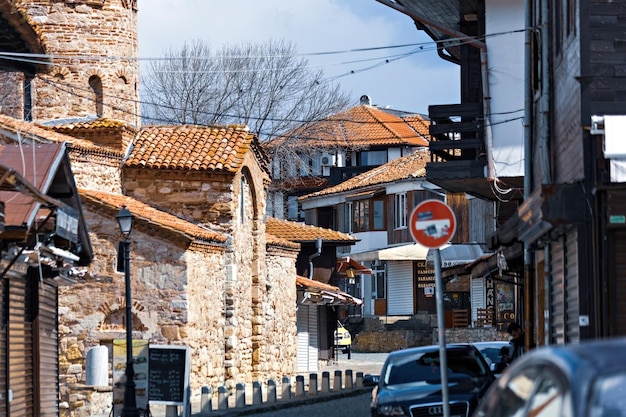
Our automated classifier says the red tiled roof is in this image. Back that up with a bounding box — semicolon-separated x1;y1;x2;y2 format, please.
79;189;227;243
266;217;357;244
126;124;260;172
403;114;431;139
301;149;429;199
267;105;430;149
0;115;122;154
46;118;136;133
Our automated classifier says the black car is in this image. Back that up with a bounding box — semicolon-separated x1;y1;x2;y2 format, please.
370;344;496;417
472;341;512;375
472;337;626;417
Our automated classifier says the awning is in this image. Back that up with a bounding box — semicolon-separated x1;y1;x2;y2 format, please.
296;276;362;306
427;243;485;268
336;257;372;276
350;243;430;262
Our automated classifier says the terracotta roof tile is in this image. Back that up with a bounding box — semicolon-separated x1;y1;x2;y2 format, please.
266;217;357;244
79;188;227;243
0;115;122;155
301;149;429;199
126;124;259;172
46;118;136;132
268;105;430;149
266;234;301;250
403;114;431;139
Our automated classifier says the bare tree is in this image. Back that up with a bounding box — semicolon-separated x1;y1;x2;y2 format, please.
141;39;351;141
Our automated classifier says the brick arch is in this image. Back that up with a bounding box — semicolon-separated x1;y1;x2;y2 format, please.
51;66;71;80
0;1;48;71
240;166;261;221
114;70;130;85
98;296;147;331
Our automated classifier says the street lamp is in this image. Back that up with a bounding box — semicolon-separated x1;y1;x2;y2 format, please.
116;206;139;417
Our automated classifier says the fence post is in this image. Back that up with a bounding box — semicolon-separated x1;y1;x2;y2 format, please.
217;386;228;410
235;383;246;408
252;381;263;405
267;379;277;403
295;375;305;397
333;370;343;391
321;371;330;393
309;373;318;395
345;370;353;389
281;376;292;400
200;386;212;414
355;371;364;388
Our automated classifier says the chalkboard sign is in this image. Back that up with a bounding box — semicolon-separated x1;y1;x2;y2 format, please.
148;345;189;406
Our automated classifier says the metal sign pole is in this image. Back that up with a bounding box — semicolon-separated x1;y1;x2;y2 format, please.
434;248;450;417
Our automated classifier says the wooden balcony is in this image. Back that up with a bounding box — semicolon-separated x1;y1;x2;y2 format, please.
426;103;491;198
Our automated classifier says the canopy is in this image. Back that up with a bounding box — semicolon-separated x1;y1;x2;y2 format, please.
296;276;362;306
336;257;372;276
350;243;430;262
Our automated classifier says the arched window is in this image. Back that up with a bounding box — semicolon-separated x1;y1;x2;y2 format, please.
88;75;104;117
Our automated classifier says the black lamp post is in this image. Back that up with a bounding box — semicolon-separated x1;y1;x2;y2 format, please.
117;206;139;417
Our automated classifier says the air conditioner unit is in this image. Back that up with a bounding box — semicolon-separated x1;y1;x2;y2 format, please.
320;153;336;166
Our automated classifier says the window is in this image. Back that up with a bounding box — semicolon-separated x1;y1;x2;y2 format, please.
353;200;369;232
343;202;353;234
352;197;385;232
394;193;407;229
287;196;301;221
372;264;385;299
88;75;104;117
373;200;384;229
359;150;387;166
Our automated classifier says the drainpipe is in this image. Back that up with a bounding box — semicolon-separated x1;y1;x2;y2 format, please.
375;0;496;181
309;238;322;279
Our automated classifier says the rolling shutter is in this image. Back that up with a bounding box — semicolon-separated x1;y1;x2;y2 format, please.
8;276;34;417
296;305;318;372
387;262;414;315
471;277;485;325
37;283;58;417
0;279;7;417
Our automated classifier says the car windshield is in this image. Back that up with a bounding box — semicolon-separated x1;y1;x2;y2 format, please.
477;344;510;364
382;348;488;387
589;372;626;417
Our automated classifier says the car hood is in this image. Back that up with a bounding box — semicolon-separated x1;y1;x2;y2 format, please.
376;379;489;404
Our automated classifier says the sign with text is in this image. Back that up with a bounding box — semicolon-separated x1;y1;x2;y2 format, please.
409;200;457;249
148;345;190;409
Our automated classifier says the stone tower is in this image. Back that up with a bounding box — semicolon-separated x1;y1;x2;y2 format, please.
0;0;140;126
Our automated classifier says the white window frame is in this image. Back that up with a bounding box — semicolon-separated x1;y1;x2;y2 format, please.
394;192;407;229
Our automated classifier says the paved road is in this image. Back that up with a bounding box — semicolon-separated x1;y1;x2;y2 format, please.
239;391;372;417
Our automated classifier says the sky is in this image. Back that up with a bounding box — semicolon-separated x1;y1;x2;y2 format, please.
137;0;460;116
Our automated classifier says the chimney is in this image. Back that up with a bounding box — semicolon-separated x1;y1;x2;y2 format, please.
359;95;372;106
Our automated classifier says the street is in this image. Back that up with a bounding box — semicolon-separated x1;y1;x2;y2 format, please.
243;392;372;417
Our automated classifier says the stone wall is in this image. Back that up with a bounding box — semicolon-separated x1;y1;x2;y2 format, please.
353;316;509;353
68;147;123;193
27;0;139;125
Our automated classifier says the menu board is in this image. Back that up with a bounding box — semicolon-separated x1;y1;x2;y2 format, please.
148;345;189;407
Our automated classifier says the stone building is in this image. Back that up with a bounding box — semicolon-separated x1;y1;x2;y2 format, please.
0;0;140;126
0;114;301;417
0;2;350;416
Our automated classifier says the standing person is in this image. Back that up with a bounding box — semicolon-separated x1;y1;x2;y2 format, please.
506;322;527;363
